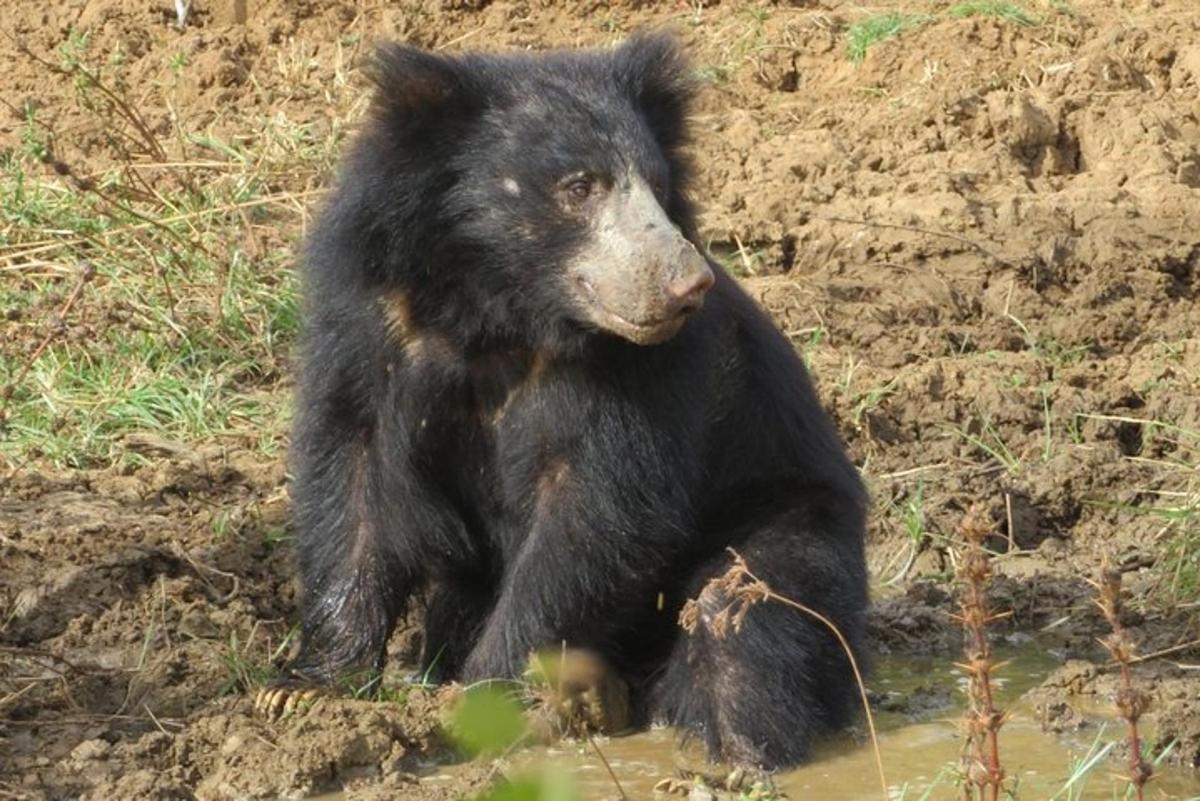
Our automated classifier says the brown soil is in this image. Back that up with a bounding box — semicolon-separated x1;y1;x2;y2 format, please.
3;1;1200;798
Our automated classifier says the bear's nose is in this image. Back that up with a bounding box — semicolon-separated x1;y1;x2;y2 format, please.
666;262;715;315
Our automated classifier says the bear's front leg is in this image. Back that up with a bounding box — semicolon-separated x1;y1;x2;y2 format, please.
286;358;471;687
287;422;414;685
257;409;417;719
460;430;695;682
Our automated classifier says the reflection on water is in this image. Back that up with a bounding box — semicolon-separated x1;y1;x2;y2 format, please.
474;644;1200;800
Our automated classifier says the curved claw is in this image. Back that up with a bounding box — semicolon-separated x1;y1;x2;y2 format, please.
253;686;322;722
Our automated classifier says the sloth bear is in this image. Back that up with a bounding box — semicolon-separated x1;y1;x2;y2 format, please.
283;32;868;769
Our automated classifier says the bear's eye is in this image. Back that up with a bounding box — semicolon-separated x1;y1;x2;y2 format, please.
564;176;594;202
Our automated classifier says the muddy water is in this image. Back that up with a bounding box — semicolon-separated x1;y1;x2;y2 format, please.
418;645;1200;801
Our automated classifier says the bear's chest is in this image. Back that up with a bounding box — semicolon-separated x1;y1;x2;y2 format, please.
420;348;577;544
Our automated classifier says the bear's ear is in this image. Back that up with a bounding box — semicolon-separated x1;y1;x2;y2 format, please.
367;42;482;130
611;31;694;151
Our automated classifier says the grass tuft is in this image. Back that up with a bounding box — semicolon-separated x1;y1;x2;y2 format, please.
845;13;932;64
845;3;1040;65
947;1;1040;27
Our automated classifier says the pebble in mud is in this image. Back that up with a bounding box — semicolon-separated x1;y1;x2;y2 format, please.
69;739;112;762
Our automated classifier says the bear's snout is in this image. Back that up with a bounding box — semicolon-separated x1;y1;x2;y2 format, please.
663;243;715;316
569;177;715;346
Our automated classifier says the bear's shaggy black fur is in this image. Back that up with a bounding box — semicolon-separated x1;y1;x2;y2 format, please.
288;32;868;769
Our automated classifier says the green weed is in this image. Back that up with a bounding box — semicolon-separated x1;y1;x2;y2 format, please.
1040;383;1054;462
448;682;584;801
449;684;529;757
948;418;1022;474
263;525;292;548
738;781;783;801
693;4;773;85
1047;725;1115;801
800;326;826;370
343;672;402;702
852;378;897;429
1049;0;1078;17
846;2;1039;65
219;625;296;694
845;13;932;64
948;1;1040;27
878;480;929;586
1101;490;1199;604
167;51;188;75
1006;312;1091;368
1081;415;1200;605
902;481;927;545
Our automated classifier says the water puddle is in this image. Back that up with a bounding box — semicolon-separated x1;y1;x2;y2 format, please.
417;643;1200;800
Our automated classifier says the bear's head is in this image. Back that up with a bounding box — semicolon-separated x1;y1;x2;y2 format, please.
339;33;713;350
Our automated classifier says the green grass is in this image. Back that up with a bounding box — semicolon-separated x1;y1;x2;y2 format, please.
947;418;1023;474
0;160;300;467
852;378;897;429
1104;481;1200;604
948;1;1040;27
845;2;1040;64
901;481;926;546
1081;415;1200;605
1006;312;1093;368
1047;725;1115;801
800;326;826;370
219;624;296;695
876;480;929;586
845;13;932;64
737;783;781;801
0;31;352;470
692;4;774;85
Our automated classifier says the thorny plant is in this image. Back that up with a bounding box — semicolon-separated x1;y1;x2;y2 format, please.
1090;558;1152;801
679;549;887;801
952;507;1008;801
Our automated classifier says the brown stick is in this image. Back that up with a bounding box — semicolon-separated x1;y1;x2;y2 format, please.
809;213;1012;267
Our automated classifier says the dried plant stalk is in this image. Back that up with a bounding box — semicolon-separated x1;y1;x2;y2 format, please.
954;507;1007;801
1092;557;1152;800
